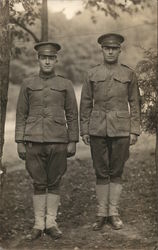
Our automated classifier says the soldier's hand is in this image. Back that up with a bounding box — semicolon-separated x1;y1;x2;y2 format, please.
67;142;76;158
82;135;90;145
130;134;138;146
17;143;26;160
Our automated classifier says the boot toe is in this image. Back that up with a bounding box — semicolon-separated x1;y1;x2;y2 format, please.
27;228;42;241
93;216;106;231
109;215;123;230
46;226;62;239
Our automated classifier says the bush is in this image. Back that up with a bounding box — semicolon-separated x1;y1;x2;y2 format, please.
136;49;157;133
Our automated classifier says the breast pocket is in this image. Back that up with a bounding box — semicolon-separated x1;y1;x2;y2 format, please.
113;76;130;96
50;87;66;97
50;86;66;103
90;80;105;100
28;86;43;104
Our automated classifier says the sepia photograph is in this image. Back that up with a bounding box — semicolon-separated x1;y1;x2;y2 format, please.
0;0;157;249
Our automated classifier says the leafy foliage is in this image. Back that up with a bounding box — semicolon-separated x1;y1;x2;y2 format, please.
9;0;41;57
136;49;157;133
84;0;151;21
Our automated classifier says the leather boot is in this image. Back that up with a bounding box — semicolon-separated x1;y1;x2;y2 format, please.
93;216;107;231
109;215;123;230
109;183;123;230
30;228;42;241
45;225;62;239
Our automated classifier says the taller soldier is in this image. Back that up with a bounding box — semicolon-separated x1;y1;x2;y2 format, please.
15;42;79;240
80;33;140;230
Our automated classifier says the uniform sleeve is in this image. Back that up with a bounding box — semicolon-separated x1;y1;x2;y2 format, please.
80;72;93;136
15;83;29;142
128;71;141;135
65;81;79;142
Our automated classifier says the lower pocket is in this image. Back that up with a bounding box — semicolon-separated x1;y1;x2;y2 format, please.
116;111;130;131
54;116;66;125
89;111;106;136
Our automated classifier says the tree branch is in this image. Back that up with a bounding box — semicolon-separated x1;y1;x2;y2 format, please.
10;16;40;43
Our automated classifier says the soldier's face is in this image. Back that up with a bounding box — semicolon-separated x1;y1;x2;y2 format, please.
38;55;57;73
102;46;121;64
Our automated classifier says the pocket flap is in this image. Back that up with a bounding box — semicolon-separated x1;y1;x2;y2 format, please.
50;82;66;91
54;116;66;125
28;85;43;91
90;73;106;83
116;111;130;118
50;85;66;91
113;74;130;84
90;76;106;83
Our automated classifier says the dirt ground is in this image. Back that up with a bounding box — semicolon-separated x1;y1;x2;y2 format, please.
0;133;158;250
0;84;158;250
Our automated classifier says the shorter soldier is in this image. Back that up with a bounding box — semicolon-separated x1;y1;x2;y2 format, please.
15;42;79;240
80;33;140;230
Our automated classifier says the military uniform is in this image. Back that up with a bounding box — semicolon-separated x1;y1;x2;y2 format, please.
15;42;79;239
16;72;79;191
80;33;140;230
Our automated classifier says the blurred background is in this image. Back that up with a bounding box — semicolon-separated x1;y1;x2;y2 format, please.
0;1;157;249
4;0;157;164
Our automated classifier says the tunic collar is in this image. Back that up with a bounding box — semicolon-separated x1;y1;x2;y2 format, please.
39;70;56;79
103;61;119;71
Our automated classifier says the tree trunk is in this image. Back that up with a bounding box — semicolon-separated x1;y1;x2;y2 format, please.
156;103;158;222
0;0;10;173
41;0;48;41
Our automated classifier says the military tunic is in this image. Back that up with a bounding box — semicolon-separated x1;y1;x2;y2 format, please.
15;72;79;143
15;72;79;193
80;63;140;183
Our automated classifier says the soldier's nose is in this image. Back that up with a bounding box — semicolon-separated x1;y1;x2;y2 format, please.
109;48;113;53
46;57;50;64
